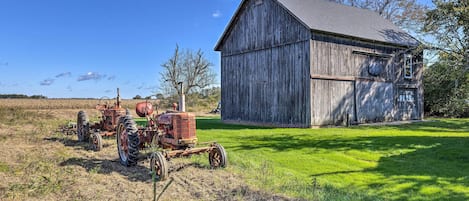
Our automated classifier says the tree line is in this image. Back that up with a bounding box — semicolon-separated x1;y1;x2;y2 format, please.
0;94;47;99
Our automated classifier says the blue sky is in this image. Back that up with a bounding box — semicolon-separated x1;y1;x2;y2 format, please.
0;0;432;99
0;0;239;98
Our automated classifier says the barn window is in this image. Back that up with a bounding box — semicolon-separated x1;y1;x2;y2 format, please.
404;54;413;79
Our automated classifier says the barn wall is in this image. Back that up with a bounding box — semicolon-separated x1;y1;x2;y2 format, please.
220;0;310;55
220;0;311;127
309;33;423;125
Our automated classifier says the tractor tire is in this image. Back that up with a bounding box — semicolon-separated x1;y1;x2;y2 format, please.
77;111;90;142
116;115;139;166
209;143;227;168
90;131;103;151
150;152;168;181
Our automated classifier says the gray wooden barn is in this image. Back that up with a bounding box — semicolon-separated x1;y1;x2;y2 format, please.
215;0;423;127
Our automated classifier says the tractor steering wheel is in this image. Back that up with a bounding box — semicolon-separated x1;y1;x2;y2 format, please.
98;96;112;107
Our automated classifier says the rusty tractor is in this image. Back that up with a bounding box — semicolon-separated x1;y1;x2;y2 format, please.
116;98;227;180
76;88;127;151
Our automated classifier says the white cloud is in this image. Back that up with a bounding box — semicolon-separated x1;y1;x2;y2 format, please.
212;10;222;18
77;72;106;81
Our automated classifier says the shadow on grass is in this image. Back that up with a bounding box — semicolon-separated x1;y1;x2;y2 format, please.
44;136;112;151
46;137;208;183
58;157;210;183
196;118;273;130
59;157;152;182
352;118;469;133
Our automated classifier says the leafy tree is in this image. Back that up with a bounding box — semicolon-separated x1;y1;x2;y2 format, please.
159;45;216;96
133;95;142;99
422;0;468;65
155;93;165;100
424;61;469;117
422;0;469;117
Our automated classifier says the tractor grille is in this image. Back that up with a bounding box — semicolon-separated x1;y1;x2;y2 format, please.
172;113;196;140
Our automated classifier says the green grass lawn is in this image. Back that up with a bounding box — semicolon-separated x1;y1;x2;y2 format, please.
195;118;469;201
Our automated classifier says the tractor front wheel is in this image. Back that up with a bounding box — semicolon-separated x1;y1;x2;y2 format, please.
116;115;139;166
77;111;90;142
150;152;168;181
90;131;103;151
209;143;227;168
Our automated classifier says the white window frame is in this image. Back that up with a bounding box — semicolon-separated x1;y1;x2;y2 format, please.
404;54;413;79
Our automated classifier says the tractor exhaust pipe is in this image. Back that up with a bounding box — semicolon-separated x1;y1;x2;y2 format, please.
116;88;121;108
178;82;185;112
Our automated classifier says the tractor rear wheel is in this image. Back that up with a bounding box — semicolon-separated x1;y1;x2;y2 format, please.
91;131;103;151
77;111;90;142
150;152;168;181
116;115;139;166
209;143;227;168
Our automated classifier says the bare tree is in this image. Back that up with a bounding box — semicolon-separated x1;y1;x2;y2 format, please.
329;0;428;31
160;45;216;95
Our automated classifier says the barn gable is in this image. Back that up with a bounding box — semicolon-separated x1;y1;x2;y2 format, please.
215;0;311;53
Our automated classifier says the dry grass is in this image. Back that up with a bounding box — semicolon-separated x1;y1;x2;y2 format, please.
0;98;217;113
0;99;155;110
0;105;293;201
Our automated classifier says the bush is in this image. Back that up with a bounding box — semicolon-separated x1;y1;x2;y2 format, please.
424;61;469;117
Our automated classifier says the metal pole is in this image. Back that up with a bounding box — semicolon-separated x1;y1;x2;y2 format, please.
178;82;185;112
117;88;121;108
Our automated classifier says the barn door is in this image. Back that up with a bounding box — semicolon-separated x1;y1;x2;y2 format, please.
311;79;355;126
397;88;418;120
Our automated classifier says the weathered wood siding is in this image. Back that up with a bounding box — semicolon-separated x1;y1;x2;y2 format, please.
220;0;310;55
219;0;311;127
310;33;423;125
393;52;424;120
310;79;355;126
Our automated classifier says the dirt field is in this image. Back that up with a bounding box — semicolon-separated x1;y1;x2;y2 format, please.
0;108;296;201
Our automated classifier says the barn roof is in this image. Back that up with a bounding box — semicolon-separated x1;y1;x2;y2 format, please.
215;0;420;50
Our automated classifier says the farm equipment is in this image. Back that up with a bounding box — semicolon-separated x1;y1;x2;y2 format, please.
76;88;127;151
209;101;221;114
117;95;227;180
57;121;77;135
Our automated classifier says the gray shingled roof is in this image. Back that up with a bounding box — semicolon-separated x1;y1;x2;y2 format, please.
276;0;419;46
215;0;419;50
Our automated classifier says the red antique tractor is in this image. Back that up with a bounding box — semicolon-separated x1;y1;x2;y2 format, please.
76;88;127;151
116;99;227;180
